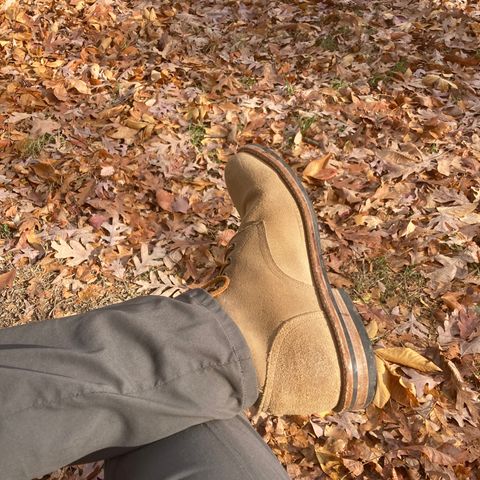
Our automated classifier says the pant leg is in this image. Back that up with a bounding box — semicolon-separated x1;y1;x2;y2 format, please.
0;289;258;480
104;415;290;480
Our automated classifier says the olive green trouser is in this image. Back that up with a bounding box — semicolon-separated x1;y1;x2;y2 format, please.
0;289;289;480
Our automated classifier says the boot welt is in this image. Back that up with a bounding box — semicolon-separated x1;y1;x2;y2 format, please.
238;144;377;411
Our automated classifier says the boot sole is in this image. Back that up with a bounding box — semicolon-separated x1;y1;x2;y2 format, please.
238;144;377;411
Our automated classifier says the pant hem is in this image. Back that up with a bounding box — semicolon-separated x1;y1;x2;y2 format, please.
179;289;259;408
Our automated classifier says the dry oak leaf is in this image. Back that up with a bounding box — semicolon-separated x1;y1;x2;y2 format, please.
0;269;16;290
101;214;131;246
31;161;59;182
373;356;391;408
402;367;441;397
109;126;138;140
376;347;442;373
365;319;379;339
172;196;189;213
377;358;419;407
69;78;92;95
43;80;70;102
461;336;480;356
401;445;459;467
205;125;229;138
422;74;458;92
50;82;69;102
437;202;478;219
156;188;174;212
30;117;61;136
303;154;337;182
132;243;166;277
51;239;93;266
6;112;31;124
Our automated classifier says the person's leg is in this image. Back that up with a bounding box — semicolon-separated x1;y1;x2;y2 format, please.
104;415;289;480
0;289;258;480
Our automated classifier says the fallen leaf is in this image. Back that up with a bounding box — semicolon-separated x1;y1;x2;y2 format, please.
88;214;108;229
172;196;189;213
30;117;61;136
461;336;480;356
70;78;92;95
53;83;69;101
51;239;93;266
132;243;166;276
302;153;333;182
6;112;31;124
218;229;236;247
373;356;391;408
402;445;458;466
376;347;442;373
101;214;131;246
31;161;59;181
100;166;115;177
402;367;441;397
366;319;379;339
156;189;174;212
423;74;457;91
384;361;419;407
437;203;478;218
0;269;16;290
205;125;229;138
109;126;137;140
342;458;364;476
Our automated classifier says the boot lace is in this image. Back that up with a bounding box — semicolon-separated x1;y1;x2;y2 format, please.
196;240;236;297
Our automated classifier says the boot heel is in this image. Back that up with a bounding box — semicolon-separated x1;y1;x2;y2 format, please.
332;289;377;410
258;312;343;415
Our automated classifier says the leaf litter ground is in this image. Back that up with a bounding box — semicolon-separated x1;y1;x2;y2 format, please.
1;0;480;478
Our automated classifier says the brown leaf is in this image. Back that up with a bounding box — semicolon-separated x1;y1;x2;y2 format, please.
205;125;229;138
172;196;189;213
437;203;478;218
461;336;480;356
458;309;478;339
342;458;364;476
7;112;31;124
53;83;69;101
376;347;442;373
77;179;96;206
31;161;59;182
422;74;457;92
402;445;458;466
384;362;419;407
70;78;92;95
97;105;126;120
0;269;16;290
373;356;391;408
302;153;333;182
218;229;236;247
109;126;138;140
402;367;441;397
124;118;149;130
156;189;174;212
51;239;93;266
88;214;108;230
329;272;353;289
441;291;466;311
365;319;379;339
30;117;61;136
378;149;418;164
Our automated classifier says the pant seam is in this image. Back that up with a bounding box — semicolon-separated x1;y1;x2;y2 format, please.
1;356;251;419
190;290;251;409
211;316;248;410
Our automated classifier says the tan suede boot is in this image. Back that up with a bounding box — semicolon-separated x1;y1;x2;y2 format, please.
215;144;376;415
